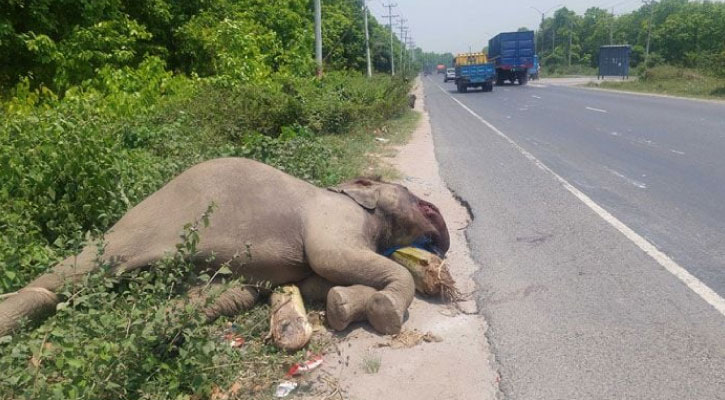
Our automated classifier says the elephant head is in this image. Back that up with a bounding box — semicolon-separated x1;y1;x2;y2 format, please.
331;178;450;256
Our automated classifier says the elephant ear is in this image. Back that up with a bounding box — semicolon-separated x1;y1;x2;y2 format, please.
328;179;380;210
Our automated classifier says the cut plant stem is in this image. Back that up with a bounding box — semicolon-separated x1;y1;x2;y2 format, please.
269;285;313;351
390;247;460;301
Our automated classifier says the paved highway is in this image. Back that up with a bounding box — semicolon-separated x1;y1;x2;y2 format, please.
423;76;725;399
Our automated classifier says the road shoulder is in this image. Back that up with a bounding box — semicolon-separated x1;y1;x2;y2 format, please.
306;78;499;400
537;76;725;104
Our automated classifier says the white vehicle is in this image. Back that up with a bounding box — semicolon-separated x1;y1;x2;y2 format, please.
443;68;456;82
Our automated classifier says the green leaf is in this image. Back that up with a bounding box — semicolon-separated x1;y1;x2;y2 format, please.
216;266;232;275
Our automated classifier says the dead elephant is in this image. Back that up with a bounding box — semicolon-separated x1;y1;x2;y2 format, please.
0;158;449;337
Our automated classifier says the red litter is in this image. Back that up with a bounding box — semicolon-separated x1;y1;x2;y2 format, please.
224;334;245;348
285;355;323;377
220;323;246;348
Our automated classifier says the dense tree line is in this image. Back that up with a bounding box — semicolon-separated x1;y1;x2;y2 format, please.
535;0;725;75
0;0;413;92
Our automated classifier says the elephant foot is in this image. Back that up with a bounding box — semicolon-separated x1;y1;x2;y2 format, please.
326;285;374;331
366;292;403;335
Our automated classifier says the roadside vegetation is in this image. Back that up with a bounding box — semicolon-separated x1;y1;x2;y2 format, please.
592;64;725;99
535;1;724;76
534;0;725;99
0;0;422;398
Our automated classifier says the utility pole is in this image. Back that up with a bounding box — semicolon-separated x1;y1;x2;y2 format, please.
530;5;562;54
362;1;372;77
383;3;398;76
400;29;408;75
398;18;407;75
643;0;655;63
568;20;572;66
314;0;322;77
408;38;416;72
609;7;614;45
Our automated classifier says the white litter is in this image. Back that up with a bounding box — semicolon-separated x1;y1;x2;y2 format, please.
275;381;298;398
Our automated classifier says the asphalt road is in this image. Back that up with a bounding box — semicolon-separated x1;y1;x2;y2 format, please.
423;76;725;399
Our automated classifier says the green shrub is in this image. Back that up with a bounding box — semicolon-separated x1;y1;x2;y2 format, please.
0;1;415;398
291;72;410;134
0;208;293;399
0;69;411;398
639;64;705;81
0;62;410;293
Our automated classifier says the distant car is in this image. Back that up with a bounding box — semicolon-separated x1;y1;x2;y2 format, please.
444;68;456;82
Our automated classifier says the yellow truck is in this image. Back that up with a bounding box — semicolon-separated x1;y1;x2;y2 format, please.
452;52;495;93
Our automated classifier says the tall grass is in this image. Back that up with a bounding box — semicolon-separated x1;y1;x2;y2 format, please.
595;65;725;99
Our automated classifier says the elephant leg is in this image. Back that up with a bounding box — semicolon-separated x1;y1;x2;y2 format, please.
305;246;415;335
326;285;377;331
296;275;377;331
297;275;335;303
0;236;166;336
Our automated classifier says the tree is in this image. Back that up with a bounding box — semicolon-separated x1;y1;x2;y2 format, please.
533;0;725;73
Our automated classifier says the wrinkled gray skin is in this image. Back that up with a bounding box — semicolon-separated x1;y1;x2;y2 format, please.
0;158;449;336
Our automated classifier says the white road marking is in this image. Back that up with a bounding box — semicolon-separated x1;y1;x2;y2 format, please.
606;167;648;189
531;95;542;99
610;132;620;136
671;149;685;155
627;137;659;149
431;78;725;317
586;106;608;113
529;84;547;88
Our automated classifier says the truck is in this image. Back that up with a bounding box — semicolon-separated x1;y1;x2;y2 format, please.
488;31;535;85
453;52;495;93
436;64;446;74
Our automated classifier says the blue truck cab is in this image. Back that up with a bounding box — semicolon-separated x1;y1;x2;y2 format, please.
489;31;535;85
528;54;540;80
453;53;495;93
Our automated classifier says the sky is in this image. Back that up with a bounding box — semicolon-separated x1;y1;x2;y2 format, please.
367;0;643;54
